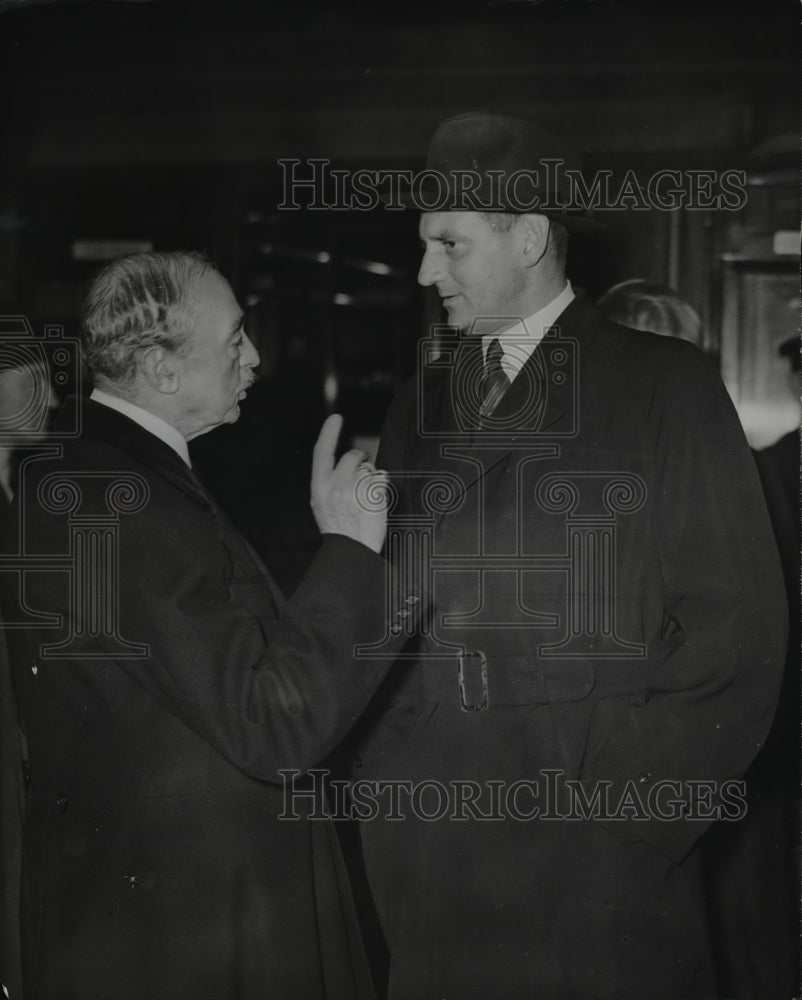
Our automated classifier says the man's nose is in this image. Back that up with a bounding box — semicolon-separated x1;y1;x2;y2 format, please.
418;247;443;288
241;334;260;369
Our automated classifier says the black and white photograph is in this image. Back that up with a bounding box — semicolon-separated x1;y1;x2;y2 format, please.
0;1;798;997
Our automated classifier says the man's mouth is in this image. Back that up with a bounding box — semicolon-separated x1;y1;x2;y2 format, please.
238;375;257;400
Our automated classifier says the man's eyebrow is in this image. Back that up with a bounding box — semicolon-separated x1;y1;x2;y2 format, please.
420;231;461;244
227;316;245;339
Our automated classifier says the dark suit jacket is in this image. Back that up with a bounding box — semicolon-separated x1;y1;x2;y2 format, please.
357;295;787;1000
1;484;26;1000
3;398;411;1000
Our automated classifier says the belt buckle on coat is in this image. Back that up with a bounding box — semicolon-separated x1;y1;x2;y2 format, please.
458;649;489;712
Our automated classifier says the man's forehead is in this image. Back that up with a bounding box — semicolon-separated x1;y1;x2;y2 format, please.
185;270;243;342
195;267;227;295
419;211;484;239
196;269;238;308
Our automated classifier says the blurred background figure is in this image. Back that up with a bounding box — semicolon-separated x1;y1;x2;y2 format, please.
599;278;799;1000
700;334;799;1000
756;335;800;553
0;344;57;1000
597;278;703;347
0;353;57;500
719;333;800;998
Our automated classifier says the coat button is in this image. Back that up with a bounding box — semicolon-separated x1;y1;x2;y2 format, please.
354;757;365;769
56;792;68;811
390;624;402;635
405;595;419;605
638;771;651;784
397;609;410;619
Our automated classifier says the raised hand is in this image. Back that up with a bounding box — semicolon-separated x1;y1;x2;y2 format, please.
310;414;389;554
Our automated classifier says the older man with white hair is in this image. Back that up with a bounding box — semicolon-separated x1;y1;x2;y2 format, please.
3;251;414;999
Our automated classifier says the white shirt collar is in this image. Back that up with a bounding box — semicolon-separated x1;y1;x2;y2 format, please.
481;281;575;382
90;388;191;467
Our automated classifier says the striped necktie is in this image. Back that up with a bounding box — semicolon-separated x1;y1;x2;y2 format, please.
479;337;510;421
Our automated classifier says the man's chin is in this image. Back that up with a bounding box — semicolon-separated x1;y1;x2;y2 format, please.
454;312;513;338
227;386;253;421
449;312;478;335
443;301;469;331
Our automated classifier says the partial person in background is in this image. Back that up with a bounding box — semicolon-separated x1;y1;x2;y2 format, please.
0;348;57;1000
597;277;703;347
756;336;800;563
0;351;58;502
703;334;799;1000
600;282;799;998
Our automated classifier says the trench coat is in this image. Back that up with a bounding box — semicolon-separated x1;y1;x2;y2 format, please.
355;295;787;1000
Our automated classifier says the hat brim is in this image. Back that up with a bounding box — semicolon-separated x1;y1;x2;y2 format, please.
381;184;603;232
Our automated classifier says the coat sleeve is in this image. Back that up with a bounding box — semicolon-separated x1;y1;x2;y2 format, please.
376;376;417;484
110;513;412;781
580;342;788;861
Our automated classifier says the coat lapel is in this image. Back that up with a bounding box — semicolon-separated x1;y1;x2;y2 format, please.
55;397;216;514
421;295;602;506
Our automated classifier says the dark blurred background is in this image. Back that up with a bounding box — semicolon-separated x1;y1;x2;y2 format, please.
0;0;798;585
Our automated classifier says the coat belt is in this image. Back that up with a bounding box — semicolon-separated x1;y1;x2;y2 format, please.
415;637;683;711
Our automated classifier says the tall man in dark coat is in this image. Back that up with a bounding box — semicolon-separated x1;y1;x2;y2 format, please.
355;113;787;999
2;251;416;999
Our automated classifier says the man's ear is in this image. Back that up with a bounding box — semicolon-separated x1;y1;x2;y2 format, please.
140;346;180;394
519;214;551;268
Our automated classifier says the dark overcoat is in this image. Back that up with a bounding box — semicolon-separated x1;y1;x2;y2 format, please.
3;398;411;1000
1;485;26;1000
356;295;787;1000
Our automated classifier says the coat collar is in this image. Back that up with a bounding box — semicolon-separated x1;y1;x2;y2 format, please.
424;293;601;435
415;294;604;496
53;397;216;513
